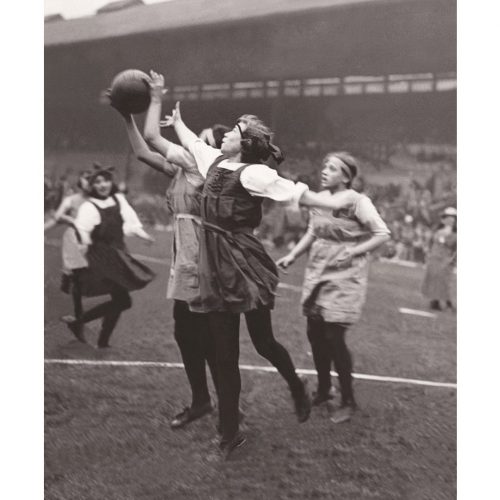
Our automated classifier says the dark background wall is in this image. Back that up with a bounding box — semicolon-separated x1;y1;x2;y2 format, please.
45;0;456;153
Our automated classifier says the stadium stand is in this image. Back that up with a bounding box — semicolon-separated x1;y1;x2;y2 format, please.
44;0;456;261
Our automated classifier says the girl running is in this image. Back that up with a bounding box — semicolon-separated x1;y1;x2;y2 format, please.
277;152;390;423
64;164;155;348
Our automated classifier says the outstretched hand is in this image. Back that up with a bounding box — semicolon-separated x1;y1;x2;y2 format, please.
160;101;181;128
147;70;167;100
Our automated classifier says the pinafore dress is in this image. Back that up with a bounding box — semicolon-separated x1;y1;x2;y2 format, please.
302;197;375;324
78;195;155;297
194;157;279;313
165;168;203;303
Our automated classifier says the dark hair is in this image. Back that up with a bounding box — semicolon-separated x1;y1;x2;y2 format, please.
237;115;284;165
323;151;359;188
211;124;231;149
88;172;118;199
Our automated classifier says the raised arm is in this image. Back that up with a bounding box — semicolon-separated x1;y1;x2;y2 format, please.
169;101;199;152
123;113;177;176
144;72;198;171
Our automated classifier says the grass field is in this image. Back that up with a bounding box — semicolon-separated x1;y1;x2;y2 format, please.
45;228;456;500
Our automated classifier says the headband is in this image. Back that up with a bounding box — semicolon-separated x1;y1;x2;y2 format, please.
331;156;355;181
237;122;285;164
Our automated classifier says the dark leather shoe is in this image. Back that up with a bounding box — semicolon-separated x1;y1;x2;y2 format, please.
330;400;357;424
61;315;87;343
292;377;312;423
170;402;213;429
220;432;247;459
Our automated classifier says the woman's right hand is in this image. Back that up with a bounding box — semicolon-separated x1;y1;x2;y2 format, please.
276;254;296;270
148;70;167;100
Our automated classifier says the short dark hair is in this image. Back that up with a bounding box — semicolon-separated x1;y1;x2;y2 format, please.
237;115;274;164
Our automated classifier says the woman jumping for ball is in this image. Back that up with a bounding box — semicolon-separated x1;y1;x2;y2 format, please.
110;72;231;429
277;152;390;423
63;164;155;348
165;98;363;456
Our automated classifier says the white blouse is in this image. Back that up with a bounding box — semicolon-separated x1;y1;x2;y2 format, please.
187;139;309;205
75;193;143;245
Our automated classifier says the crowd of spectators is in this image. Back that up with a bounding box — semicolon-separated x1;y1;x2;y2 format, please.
258;141;457;263
45;141;456;264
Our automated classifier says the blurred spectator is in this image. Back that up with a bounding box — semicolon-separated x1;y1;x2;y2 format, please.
45;138;456;263
421;207;457;310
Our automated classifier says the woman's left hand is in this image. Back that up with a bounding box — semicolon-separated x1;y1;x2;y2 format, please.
148;70;167;100
160;101;182;128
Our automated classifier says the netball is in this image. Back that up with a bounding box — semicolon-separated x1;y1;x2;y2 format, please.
108;69;151;114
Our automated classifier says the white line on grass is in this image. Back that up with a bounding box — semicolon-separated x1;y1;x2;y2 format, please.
399;308;437;318
44;358;456;389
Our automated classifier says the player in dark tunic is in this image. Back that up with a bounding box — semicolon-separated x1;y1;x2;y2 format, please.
167;101;355;456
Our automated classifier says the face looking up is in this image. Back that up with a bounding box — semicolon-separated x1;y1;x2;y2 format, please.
220;122;247;156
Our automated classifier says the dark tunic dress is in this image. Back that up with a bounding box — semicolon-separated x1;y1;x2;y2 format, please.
193;157;279;313
78;195;155;297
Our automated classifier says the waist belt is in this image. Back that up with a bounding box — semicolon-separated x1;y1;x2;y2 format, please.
199;220;254;237
175;213;201;221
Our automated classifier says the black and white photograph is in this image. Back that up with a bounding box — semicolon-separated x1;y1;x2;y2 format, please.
38;0;463;497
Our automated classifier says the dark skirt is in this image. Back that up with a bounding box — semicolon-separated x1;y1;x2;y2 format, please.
66;243;155;298
194;224;278;313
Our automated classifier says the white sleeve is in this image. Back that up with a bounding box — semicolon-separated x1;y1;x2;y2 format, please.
167;156;204;188
116;194;143;236
239;164;309;205
74;201;100;245
355;196;391;236
187;139;223;178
